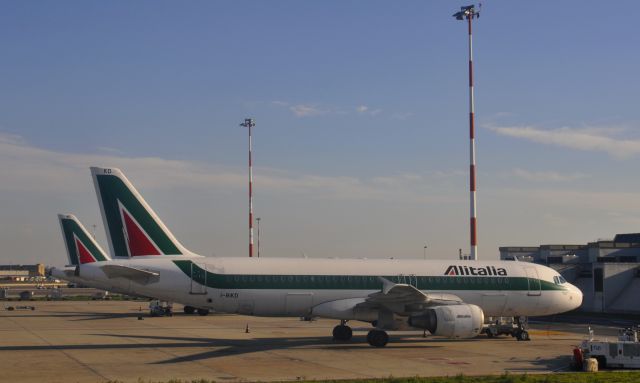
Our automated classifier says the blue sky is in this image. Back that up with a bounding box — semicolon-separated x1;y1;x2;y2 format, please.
1;1;639;265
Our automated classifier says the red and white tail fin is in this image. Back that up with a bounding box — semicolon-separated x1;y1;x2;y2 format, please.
58;214;110;265
90;167;197;258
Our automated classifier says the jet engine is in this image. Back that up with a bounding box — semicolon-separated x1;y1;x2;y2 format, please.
408;304;484;339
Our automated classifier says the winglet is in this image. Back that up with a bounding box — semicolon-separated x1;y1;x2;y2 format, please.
377;277;398;294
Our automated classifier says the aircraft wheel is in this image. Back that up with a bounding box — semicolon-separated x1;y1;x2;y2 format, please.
197;308;210;316
183;306;195;314
332;324;352;341
367;329;389;347
516;330;530;341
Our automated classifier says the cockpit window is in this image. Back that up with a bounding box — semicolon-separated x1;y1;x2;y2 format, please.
554;275;567;284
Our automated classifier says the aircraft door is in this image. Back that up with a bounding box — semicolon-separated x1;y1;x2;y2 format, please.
189;262;208;295
524;267;541;296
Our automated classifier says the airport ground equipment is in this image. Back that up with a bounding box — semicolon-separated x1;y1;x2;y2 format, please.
576;326;640;369
483;316;530;341
149;300;173;317
19;290;34;300
5;305;35;311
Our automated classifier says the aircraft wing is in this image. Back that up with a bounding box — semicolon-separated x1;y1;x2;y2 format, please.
358;277;463;315
100;264;159;285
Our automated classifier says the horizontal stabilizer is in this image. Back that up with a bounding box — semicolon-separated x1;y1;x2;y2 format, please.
100;264;159;285
62;268;76;278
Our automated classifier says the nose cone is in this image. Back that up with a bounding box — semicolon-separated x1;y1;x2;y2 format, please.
568;283;583;310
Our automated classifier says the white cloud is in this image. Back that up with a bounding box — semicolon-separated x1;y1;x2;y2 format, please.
512;168;589;182
289;104;325;117
273;101;382;118
356;105;381;116
97;146;123;154
0;132;459;204
487;124;640;159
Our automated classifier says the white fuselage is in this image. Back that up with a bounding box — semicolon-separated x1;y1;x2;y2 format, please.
55;257;583;319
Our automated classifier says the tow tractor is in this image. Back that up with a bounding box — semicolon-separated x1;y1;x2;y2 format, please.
149;300;173;317
574;326;640;369
483;316;530;341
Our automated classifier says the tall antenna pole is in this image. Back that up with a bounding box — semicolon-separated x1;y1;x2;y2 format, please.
454;5;480;261
256;217;261;258
240;118;256;257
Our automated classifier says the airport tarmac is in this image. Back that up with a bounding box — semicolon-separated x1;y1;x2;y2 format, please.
0;301;598;383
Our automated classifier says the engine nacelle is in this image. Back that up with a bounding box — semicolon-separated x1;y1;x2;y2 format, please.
408;304;484;339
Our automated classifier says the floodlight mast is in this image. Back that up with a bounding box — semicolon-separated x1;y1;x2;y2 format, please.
453;4;480;261
239;118;256;257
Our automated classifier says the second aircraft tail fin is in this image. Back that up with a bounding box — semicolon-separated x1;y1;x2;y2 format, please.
58;214;110;265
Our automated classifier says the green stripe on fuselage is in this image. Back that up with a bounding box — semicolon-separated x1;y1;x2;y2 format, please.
173;260;565;292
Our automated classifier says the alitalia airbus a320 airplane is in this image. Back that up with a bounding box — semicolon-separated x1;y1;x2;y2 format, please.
68;166;583;347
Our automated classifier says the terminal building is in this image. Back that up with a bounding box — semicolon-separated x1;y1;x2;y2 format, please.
0;264;46;281
500;233;640;314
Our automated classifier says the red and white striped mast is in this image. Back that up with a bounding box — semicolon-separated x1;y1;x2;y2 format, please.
240;118;256;257
454;5;480;260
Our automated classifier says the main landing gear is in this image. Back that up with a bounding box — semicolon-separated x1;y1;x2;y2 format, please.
366;329;389;347
332;321;390;347
332;320;353;341
183;306;210;316
183;305;195;314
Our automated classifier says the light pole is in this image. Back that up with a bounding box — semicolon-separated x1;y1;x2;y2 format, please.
239;118;256;257
256;217;261;258
423;244;428;260
453;4;480;261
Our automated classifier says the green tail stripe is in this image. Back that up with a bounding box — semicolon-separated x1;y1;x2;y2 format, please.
96;174;182;257
61;219;107;263
173;260;566;292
